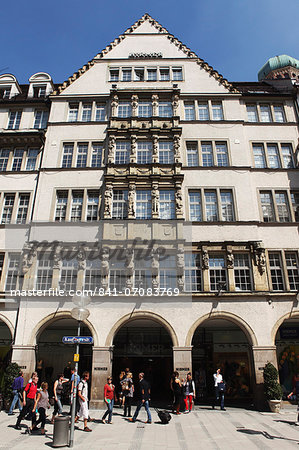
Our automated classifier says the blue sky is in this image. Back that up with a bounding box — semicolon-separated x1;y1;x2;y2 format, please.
1;0;298;84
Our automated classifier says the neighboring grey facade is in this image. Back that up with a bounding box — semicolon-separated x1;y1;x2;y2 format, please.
0;14;298;408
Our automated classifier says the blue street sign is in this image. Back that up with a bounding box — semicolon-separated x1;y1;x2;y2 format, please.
62;336;93;344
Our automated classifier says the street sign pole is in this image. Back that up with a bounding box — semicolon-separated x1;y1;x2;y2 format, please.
69;320;80;448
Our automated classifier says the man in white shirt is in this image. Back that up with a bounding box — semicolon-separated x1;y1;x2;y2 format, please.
75;371;92;432
213;368;225;410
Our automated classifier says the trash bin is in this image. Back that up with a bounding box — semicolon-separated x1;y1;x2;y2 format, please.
53;416;70;448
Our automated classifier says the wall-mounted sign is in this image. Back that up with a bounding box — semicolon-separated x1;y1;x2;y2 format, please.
19;366;27;369
94;367;108;371
280;327;299;339
62;336;93;344
176;368;190;371
129;52;162;58
74;354;79;362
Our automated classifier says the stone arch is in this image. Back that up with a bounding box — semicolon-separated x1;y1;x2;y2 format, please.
0;314;14;339
185;311;258;347
29;310;99;346
271;311;299;345
105;311;179;347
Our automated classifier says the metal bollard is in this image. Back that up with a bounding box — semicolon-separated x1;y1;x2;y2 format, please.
53;416;70;448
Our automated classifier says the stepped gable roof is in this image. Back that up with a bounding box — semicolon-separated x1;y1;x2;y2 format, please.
55;13;238;95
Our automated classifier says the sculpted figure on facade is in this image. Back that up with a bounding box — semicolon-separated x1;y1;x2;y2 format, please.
111;94;118;117
21;242;37;274
253;242;266;274
175;188;183;217
53;244;63;269
104;185;113;218
172;94;179;116
173;135;181;163
77;246;87;270
202;250;209;270
108;136;116;164
152;135;159;163
152;184;159;217
151;94;159;116
226;250;234;269
130;135;137;163
151;249;159;276
177;247;184;276
131;95;138;116
128;184;136;218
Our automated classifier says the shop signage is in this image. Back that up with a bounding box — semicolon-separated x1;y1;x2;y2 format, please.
62;336;93;344
129;52;162;58
74;354;79;362
176;367;190;371
280;328;299;339
19;366;27;369
94;367;108;371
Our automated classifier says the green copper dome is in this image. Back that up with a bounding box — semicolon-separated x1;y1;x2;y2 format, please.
258;55;299;81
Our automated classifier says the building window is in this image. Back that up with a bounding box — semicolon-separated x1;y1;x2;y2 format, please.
33;85;46;98
16;194;30;224
267;144;281;168
91;143;102;167
137;141;152;164
172;67;183;81
81;104;92;122
269;253;284;291
55;191;68;222
160;254;177;289
147;68;157;81
189;192;202;221
0;86;11;99
0;149;10;171
76;143;88;168
285;253;299;291
109;255;126;291
68;104;79;122
95;104;106;121
211;102;224;120
134;253;152;289
158;102;172;118
70;191;83;222
273;105;285;123
275;192;290;222
134;68;145;81
234;254;252;291
186;142;199;167
260;191;275;222
36;255;53;290
7;111;22;130
115;141;130;164
138;101;152;117
34;110;48;129
201;142;213;166
198;103;209;120
62;144;74;168
184;253;201;292
26;149;39;171
260;104;272;122
290;191;299;222
122;68;132;82
5;254;20;291
110;69;119;82
159;141;174;164
84;259;101;290
205;191;218;221
246;105;258;122
86;191;99;221
160;68;170;81
118;102;132;118
112;190;128;219
253;144;266;168
220;191;234;221
60;259;78;291
184;102;195;121
11;149;24;171
209;256;227;291
216;142;228;166
1;194;15;224
281;144;294;168
159;190;175;219
136;190;151;219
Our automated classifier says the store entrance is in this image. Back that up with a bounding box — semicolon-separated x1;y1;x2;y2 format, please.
36;318;93;396
0;320;12;391
192;318;253;405
113;318;173;403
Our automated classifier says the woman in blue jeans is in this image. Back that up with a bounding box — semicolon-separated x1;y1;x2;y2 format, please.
51;373;69;423
102;377;115;424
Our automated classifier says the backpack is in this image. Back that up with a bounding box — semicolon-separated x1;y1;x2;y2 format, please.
156;409;171;424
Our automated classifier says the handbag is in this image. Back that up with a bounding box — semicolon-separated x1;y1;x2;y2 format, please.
218;382;226;393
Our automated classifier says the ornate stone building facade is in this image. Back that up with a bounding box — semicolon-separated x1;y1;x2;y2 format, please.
0;14;298;407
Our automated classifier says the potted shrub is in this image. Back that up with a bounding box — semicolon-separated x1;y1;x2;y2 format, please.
2;362;21;411
263;362;283;412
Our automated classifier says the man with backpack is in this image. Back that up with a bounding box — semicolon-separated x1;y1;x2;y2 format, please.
15;373;38;430
8;371;24;415
75;371;92;432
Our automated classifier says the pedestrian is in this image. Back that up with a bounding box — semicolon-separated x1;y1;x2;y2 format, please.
213;368;226;411
129;372;152;424
287;372;299;425
30;382;50;434
101;376;115;424
171;371;182;415
15;373;38;430
51;373;69;423
75;371;92;432
118;370;125;408
69;367;80;415
183;372;196;413
123;372;134;417
8;371;24;415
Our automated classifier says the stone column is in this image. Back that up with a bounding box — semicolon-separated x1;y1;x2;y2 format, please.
11;345;36;383
252;345;277;409
90;346;113;409
173;347;193;380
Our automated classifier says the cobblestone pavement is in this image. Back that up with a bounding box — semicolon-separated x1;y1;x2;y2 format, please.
1;404;299;449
